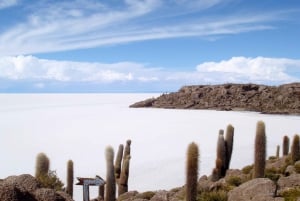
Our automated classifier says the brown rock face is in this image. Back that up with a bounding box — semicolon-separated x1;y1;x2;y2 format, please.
228;178;276;201
130;83;300;115
0;174;73;201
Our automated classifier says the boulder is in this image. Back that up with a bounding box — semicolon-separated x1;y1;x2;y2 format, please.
277;174;300;195
228;178;276;201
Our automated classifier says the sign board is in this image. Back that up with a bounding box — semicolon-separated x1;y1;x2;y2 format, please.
76;175;105;201
76;175;105;186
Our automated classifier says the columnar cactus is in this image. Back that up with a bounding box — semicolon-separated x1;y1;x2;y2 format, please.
283;135;290;156
291;134;300;163
276;145;280;158
185;142;199;201
35;152;50;178
115;144;124;180
225;124;234;170
217;131;226;177
253;121;266;178
123;140;131;159
118;155;131;196
66;160;74;198
105;146;116;201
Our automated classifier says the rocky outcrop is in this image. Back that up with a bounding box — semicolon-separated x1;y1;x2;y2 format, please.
228;178;276;201
130;83;300;115
0;174;73;201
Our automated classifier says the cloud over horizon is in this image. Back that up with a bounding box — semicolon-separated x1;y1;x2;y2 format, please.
0;55;299;92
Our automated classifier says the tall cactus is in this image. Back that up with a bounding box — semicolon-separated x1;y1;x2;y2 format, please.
35;152;50;178
105;146;116;201
123;140;131;159
66;160;74;198
225;124;234;170
115;144;124;180
185;142;199;201
283;135;290;156
253;121;266;178
276;145;280;158
217;131;226;177
118;155;131;196
291;134;300;163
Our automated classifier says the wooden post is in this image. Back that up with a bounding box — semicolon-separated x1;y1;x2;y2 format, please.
76;176;106;201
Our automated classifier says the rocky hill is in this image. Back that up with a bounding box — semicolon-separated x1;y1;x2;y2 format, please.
130;83;300;115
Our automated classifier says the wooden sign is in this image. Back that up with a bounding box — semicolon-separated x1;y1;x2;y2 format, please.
76;175;105;201
76;175;105;186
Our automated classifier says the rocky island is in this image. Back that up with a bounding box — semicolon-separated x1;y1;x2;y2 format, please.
130;83;300;115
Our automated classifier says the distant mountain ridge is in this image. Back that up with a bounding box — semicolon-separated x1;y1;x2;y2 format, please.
130;83;300;115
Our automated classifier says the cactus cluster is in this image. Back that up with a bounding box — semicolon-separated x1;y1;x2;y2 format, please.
211;124;235;181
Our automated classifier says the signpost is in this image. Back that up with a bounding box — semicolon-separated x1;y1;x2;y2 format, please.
76;175;105;201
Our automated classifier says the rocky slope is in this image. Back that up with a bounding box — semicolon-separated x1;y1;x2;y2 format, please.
116;156;300;201
0;174;73;201
130;83;300;115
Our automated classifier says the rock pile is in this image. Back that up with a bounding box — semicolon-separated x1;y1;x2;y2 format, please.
130;83;300;115
0;174;73;201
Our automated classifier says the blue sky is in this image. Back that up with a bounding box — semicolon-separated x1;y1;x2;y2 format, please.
0;0;300;92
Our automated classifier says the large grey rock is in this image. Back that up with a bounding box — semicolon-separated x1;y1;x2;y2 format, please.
228;178;276;201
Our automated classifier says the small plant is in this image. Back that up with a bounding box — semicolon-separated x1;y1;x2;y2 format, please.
198;190;228;201
294;162;300;173
226;176;242;187
37;170;64;191
280;187;300;201
242;165;253;174
265;167;280;182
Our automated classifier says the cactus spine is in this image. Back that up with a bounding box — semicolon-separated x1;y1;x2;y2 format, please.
291;134;300;163
115;144;124;180
35;152;50;178
225;124;234;170
66;160;74;198
283;135;290;156
253;121;266;178
105;146;116;201
185;142;199;201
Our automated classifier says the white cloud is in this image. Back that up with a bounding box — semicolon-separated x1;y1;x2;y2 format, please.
0;0;18;9
197;56;300;83
0;55;157;83
0;0;280;55
0;55;299;92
